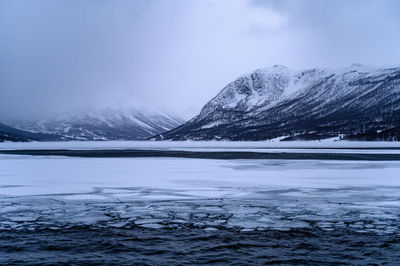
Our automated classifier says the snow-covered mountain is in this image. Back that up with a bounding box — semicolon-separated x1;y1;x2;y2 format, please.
8;108;185;141
0;122;64;142
156;64;400;141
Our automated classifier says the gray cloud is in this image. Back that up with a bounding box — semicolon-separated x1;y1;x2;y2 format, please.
251;0;400;67
1;0;400;120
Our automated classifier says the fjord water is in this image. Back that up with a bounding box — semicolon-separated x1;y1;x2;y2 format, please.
0;141;400;264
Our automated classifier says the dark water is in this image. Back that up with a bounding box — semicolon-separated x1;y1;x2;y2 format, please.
1;227;399;265
1;194;400;265
3;148;400;160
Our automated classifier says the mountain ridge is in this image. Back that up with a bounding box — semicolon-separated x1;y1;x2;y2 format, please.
0;122;65;142
5;108;185;141
155;64;400;141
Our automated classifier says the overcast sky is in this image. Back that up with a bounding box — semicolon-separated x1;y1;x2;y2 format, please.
1;0;400;120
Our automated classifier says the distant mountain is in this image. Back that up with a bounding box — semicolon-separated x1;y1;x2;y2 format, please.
156;64;400;141
7;108;185;141
0;122;64;142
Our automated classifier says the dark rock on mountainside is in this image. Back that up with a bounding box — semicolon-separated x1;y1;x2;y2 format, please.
345;126;400;141
156;64;400;141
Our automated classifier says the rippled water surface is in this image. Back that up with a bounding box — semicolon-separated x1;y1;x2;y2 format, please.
2;227;399;265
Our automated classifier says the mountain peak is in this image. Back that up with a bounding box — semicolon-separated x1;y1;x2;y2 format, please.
272;64;288;69
159;65;400;141
350;63;363;67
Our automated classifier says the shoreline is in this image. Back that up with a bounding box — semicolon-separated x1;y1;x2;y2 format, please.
3;149;400;160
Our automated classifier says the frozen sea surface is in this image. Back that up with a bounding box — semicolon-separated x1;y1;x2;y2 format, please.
0;142;400;264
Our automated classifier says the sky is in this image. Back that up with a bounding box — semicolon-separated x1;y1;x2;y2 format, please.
1;0;400;120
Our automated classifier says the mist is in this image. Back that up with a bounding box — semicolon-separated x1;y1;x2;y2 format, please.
1;0;400;120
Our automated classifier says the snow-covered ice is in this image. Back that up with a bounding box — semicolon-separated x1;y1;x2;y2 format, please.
1;155;400;197
0;145;399;233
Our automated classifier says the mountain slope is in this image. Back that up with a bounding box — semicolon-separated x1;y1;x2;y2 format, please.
157;64;400;141
9;108;185;141
0;122;64;142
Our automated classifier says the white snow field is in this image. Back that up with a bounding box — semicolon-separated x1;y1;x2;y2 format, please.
0;141;400;234
1;155;400;198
